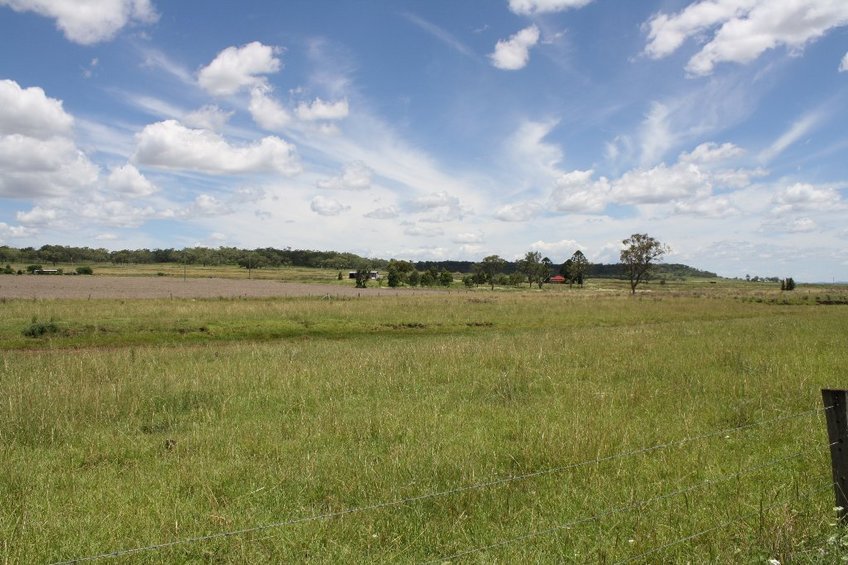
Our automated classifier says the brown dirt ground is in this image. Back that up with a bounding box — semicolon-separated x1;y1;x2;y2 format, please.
0;275;441;300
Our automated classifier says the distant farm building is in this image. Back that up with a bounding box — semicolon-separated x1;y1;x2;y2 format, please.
549;275;566;284
34;269;61;275
348;271;381;280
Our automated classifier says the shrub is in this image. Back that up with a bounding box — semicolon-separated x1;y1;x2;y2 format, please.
22;320;61;338
2;264;13;275
76;266;93;275
26;264;42;273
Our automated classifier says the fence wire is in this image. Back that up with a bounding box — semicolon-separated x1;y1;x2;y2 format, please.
426;444;831;563
613;481;836;564
51;405;830;564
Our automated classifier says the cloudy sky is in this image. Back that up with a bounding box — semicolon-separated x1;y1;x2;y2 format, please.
1;0;847;281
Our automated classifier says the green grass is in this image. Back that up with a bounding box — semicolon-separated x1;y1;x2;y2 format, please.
2;286;848;562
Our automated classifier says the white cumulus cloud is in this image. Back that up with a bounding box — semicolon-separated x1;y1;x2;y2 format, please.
364;205;399;219
0;135;99;198
411;191;466;222
133;120;301;176
249;86;291;131
772;182;842;215
0;0;157;44
317;161;372;190
508;0;593;15
452;232;483;244
643;0;848;76
310;195;349;216
105;164;157;197
0;79;73;138
404;224;444;237
295;97;349;121
679;142;745;165
490;25;540;71
550;169;611;213
183;105;232;132
495;201;543;222
198;42;281;96
528;239;583;258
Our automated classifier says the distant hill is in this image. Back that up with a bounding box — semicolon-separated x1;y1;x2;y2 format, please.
0;245;716;279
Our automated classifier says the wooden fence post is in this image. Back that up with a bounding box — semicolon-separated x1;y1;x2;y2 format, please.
822;389;848;523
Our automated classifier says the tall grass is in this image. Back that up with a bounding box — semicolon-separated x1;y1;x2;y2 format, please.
1;290;847;562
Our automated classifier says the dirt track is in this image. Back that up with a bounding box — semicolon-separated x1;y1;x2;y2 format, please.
0;276;436;300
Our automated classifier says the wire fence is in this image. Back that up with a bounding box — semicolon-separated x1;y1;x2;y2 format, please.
52;404;835;564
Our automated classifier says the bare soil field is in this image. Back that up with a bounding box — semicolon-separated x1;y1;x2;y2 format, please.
0;275;437;300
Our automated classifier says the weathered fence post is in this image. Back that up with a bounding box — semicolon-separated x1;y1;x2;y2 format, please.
822;389;848;523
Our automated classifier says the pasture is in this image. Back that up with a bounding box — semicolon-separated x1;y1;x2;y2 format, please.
2;276;847;562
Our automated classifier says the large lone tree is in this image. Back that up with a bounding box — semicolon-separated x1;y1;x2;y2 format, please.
620;233;669;294
477;255;506;290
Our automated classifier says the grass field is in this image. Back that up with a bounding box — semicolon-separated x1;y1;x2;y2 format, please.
2;277;848;563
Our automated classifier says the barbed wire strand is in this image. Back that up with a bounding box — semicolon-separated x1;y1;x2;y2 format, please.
613;481;836;564
425;446;828;563
52;405;830;564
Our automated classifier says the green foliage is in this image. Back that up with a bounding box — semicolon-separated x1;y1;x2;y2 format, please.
22;320;61;338
419;269;436;287
353;269;370;288
476;255;507;290
75;266;93;275
620;233;669;294
26;264;42;273
439;270;453;287
462;275;475;288
387;267;401;288
2;264;13;275
408;270;421;287
567;250;589;286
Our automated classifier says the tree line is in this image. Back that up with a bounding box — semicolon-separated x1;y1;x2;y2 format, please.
0;234;717;286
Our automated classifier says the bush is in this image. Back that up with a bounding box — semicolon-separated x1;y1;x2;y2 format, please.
439;270;453;287
781;277;796;291
2;264;13;275
22;320;61;338
26;264;42;273
76;266;93;275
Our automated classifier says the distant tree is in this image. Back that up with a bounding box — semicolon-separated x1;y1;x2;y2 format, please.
477;255;507;290
387;267;401;288
620;233;669;295
439;270;453;287
567;250;589;286
421;269;439;286
408;270;421;287
462;275;475;288
781;277;796;291
518;251;550;288
354;269;370;288
387;259;415;285
541;256;553;284
509;271;525;286
559;259;573;284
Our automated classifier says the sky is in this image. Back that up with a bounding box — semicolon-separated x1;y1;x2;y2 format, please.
0;0;847;281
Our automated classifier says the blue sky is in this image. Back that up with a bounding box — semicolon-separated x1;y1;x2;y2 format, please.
1;0;847;281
